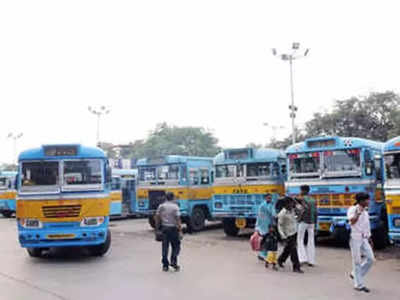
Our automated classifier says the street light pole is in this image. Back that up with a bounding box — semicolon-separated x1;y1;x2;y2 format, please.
7;132;23;165
88;106;110;147
272;43;309;145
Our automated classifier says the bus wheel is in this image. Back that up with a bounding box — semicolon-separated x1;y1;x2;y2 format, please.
148;215;156;229
27;248;43;258
1;211;13;218
223;218;239;237
188;207;206;232
333;227;349;246
89;230;111;257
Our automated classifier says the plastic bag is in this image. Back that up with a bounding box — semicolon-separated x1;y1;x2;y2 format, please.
250;231;261;251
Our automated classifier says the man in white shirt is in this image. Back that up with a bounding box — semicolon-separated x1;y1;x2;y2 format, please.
347;192;375;293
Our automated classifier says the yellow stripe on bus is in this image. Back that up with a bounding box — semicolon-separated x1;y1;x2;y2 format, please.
16;197;111;222
213;184;285;195
0;191;17;199
110;191;122;202
386;195;400;214
137;187;213;201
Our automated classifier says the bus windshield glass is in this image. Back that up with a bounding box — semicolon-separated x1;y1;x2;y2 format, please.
323;149;361;175
384;153;400;180
246;162;278;178
139;167;156;182
63;160;102;190
21;161;59;192
216;165;236;178
289;153;320;178
157;164;179;180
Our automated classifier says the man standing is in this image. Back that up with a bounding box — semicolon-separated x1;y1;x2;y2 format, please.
297;185;317;267
255;193;276;261
347;192;375;293
277;196;303;273
155;192;182;272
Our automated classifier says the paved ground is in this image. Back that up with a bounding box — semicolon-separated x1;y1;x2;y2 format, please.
1;216;399;300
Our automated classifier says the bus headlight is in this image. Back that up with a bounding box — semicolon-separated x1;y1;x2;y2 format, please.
393;218;400;228
19;218;43;229
80;217;105;227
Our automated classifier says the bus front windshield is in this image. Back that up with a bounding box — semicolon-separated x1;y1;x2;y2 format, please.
289;153;320;178
323;149;361;175
215;165;236;178
63;160;102;186
246;162;279;178
21;161;59;192
139;167;156;182
385;153;400;180
157;164;179;180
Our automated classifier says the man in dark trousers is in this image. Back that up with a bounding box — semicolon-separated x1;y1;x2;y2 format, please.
155;192;182;272
277;196;304;273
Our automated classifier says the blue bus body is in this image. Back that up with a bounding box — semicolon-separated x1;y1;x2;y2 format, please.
16;144;112;257
0;171;17;218
286;136;386;247
136;155;213;231
110;168;137;218
211;148;286;236
383;137;400;245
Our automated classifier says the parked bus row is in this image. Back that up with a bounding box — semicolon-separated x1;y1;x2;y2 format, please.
6;134;400;258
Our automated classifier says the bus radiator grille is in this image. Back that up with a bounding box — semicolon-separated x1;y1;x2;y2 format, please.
42;205;82;218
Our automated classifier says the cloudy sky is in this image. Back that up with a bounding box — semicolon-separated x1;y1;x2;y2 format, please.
1;0;399;164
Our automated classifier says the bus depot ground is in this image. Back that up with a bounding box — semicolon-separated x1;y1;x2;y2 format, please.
1;217;399;300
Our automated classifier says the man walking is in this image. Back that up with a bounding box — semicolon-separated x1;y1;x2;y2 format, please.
255;193;276;261
348;192;375;293
155;192;182;272
297;185;317;267
277;196;303;273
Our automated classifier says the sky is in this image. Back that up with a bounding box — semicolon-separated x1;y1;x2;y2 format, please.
1;0;400;164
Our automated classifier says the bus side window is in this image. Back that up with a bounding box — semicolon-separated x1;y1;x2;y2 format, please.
374;155;383;181
189;168;199;185
200;169;209;184
364;150;373;176
281;164;287;176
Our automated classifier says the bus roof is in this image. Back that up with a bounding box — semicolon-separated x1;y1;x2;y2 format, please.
286;136;384;154
214;148;285;164
0;171;17;177
137;155;213;166
384;136;400;152
18;144;106;161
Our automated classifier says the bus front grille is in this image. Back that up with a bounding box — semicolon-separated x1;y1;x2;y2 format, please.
42;205;81;218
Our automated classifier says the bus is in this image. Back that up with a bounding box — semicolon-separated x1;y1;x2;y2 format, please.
110;168;137;218
383;136;400;245
285;136;387;248
0;171;17;218
136;155;213;232
16;144;112;257
212;148;286;236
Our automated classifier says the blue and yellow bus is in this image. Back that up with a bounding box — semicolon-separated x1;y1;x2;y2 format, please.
212;148;286;236
0;171;17;218
286;136;387;247
136;155;213;231
383;136;400;245
16;144;112;257
110;168;137;218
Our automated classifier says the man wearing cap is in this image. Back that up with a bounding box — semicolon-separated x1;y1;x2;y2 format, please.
255;193;276;261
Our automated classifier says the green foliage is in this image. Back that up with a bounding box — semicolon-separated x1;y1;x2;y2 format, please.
100;123;220;160
268;91;400;148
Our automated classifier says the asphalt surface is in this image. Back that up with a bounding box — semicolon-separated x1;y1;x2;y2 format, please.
1;216;399;300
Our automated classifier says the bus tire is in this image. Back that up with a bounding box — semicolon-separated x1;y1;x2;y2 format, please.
27;248;43;258
223;218;239;237
89;230;111;257
372;226;388;250
148;215;156;229
188;207;206;232
1;211;13;218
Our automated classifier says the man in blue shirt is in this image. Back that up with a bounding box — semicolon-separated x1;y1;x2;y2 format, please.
255;193;276;261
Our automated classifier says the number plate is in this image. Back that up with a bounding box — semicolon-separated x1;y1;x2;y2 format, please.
47;234;76;240
318;222;331;232
235;218;247;229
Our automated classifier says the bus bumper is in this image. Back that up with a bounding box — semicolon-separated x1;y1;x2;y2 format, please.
18;221;109;248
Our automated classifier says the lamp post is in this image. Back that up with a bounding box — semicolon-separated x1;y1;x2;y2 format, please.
7;132;23;165
88;106;110;146
272;43;309;145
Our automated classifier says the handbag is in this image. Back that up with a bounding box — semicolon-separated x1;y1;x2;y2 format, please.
155;229;163;242
250;231;261;251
